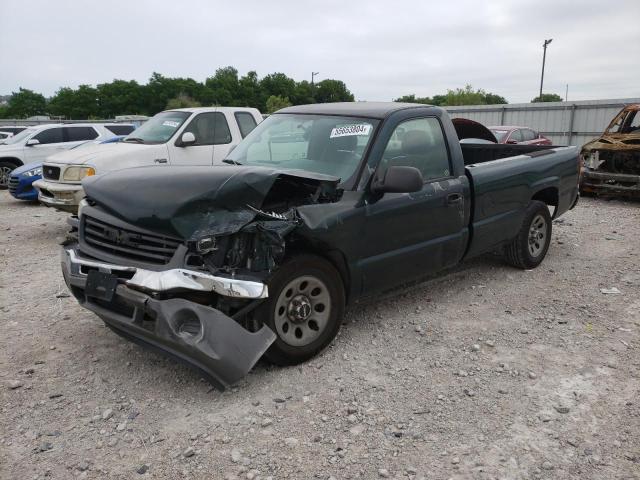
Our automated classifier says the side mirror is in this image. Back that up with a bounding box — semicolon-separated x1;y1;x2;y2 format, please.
179;132;196;146
26;138;40;146
506;139;518;145
371;166;423;194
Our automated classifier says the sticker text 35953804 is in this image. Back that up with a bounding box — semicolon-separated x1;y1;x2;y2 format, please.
330;124;372;138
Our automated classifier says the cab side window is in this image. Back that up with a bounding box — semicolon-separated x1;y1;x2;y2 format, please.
33;127;64;144
379;117;451;182
509;130;523;142
182;112;232;146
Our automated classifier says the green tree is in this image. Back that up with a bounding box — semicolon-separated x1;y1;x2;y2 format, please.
260;73;296;109
531;93;563;103
166;93;201;109
0;105;8;119
97;79;146;117
394;94;432;104
395;86;507;106
48;85;99;119
314;79;354;103
205;66;241;106
265;95;292;114
290;80;315;105
6;88;47;118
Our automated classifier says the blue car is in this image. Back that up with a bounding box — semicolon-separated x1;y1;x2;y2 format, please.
8;135;125;201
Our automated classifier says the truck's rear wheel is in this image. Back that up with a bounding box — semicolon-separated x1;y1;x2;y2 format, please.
258;254;345;366
504;200;552;269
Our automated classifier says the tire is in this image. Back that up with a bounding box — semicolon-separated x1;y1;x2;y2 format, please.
0;160;18;190
257;254;345;366
504;200;552;269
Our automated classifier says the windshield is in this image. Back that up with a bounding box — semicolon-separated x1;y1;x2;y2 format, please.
1;127;37;145
490;129;509;142
123;111;190;144
226;114;379;182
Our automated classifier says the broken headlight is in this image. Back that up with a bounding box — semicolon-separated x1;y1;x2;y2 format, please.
195;235;218;254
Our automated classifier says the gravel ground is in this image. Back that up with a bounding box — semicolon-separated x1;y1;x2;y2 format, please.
1;191;639;480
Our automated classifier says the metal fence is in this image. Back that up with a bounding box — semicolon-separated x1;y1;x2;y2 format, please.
445;98;640;147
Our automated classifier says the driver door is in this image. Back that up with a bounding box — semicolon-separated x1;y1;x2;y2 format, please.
169;112;230;166
359;117;468;294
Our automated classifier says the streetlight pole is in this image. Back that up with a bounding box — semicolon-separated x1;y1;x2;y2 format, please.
539;38;552;100
311;71;320;86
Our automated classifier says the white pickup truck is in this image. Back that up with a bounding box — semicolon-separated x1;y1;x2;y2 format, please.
33;107;262;213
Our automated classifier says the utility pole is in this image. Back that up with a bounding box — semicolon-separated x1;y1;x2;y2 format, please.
539;38;552;100
311;72;320;86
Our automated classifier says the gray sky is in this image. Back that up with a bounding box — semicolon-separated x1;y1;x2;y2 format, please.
1;0;638;103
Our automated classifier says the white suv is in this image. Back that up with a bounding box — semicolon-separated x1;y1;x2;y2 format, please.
0;124;133;189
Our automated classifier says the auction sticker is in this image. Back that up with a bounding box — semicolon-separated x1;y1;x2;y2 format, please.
162;120;180;128
330;124;371;138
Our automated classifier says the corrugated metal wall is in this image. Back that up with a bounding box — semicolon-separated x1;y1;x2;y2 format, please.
445;98;640;147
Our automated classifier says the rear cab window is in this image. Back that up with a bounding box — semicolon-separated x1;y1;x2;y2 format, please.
64;126;99;141
33;127;64;144
235;112;258;138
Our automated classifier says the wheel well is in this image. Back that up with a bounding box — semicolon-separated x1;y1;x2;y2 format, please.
0;157;24;168
287;242;351;302
532;187;558;207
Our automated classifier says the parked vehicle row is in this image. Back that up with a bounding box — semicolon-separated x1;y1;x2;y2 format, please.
33;107;262;212
58;102;580;389
0;123;135;189
8;135;126;201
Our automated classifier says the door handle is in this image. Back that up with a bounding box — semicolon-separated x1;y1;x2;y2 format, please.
446;193;463;204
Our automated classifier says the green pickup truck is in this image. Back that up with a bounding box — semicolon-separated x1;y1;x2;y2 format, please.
61;102;580;389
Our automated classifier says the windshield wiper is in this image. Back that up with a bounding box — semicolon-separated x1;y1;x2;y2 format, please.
124;137;145;143
222;159;242;165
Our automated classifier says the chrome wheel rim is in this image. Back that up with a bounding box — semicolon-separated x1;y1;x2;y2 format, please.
528;214;547;257
274;275;331;347
0;166;12;187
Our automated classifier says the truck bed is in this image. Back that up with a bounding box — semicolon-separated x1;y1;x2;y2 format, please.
461;145;579;258
460;143;557;166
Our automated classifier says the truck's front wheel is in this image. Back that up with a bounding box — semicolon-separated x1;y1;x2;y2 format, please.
504;200;552;269
258;255;345;366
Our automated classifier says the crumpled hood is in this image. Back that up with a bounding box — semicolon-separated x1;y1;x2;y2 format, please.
82;165;340;239
47;142;156;166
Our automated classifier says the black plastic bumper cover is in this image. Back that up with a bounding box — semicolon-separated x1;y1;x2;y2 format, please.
61;254;276;390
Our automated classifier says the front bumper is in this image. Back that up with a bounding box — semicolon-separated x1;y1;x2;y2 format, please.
33;179;84;213
61;246;276;389
580;170;640;197
8;174;39;201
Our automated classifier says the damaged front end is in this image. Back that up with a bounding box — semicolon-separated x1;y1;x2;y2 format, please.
63;166;341;389
580;105;640;198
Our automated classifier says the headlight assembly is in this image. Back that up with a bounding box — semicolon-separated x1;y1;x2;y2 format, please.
23;167;42;177
63;166;96;181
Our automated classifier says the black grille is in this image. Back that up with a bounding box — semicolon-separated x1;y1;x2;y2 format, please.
8;176;19;194
43;165;60;180
82;215;180;265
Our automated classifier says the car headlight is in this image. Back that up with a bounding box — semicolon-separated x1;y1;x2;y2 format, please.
23;167;42;177
63;166;96;181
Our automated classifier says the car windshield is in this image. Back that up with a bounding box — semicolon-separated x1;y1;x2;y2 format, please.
226;114;379;182
1;127;37;145
490;129;509;142
123;111;191;144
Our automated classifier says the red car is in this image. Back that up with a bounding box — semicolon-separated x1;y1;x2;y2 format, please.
489;126;552;145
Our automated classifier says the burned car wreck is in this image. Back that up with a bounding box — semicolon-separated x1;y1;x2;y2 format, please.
61;102;580;390
581;104;640;197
